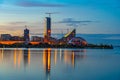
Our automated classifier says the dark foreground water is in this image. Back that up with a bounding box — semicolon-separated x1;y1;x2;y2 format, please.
0;48;120;80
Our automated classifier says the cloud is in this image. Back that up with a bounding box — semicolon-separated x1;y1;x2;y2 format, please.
57;18;94;27
15;1;65;7
9;21;28;25
58;18;92;23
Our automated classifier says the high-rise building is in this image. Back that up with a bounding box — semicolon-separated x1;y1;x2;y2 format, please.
24;28;30;44
44;17;51;43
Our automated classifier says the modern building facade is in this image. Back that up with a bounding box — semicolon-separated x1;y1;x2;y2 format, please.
24;28;30;44
0;34;11;41
64;29;76;41
11;36;24;41
68;37;87;46
59;29;76;44
44;17;51;43
31;36;44;42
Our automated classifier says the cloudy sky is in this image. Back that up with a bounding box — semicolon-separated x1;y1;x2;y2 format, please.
0;0;120;35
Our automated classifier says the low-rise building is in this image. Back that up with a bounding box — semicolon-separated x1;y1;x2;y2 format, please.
31;36;44;42
11;36;24;41
0;34;11;41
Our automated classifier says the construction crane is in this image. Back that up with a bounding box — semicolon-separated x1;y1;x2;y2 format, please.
45;12;59;17
25;25;27;29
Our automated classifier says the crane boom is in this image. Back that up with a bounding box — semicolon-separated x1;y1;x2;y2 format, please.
45;12;59;17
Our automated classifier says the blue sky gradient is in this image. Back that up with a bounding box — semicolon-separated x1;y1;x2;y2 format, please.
0;0;120;35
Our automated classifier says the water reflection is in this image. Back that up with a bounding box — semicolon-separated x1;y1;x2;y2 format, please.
13;48;23;69
0;48;86;80
42;48;86;80
63;49;86;68
23;49;31;68
43;48;51;80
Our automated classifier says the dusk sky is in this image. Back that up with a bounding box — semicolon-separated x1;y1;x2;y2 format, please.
0;0;120;35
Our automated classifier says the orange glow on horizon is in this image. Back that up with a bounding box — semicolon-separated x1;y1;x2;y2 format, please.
0;41;41;45
30;42;40;45
0;41;24;45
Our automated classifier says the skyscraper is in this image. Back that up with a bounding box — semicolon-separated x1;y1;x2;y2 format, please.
44;17;51;43
24;28;30;44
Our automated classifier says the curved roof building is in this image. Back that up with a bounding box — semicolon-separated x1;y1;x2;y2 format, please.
60;29;76;42
59;29;87;46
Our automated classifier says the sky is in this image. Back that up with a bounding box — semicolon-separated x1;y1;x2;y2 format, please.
0;0;120;36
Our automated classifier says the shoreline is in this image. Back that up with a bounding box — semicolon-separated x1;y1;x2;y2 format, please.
0;43;113;49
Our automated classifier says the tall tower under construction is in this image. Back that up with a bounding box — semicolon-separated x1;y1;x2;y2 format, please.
44;17;51;43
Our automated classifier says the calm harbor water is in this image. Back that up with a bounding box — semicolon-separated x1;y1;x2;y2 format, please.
0;47;120;80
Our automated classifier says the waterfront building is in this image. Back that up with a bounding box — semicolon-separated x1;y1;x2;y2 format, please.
68;37;87;46
24;28;30;44
31;36;44;42
11;36;24;41
44;17;51;43
59;29;76;44
58;29;87;46
64;29;76;41
0;34;11;41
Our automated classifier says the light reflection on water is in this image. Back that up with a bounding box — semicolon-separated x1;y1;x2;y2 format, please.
0;48;120;80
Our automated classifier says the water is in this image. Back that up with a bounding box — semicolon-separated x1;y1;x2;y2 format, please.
0;47;120;80
77;34;120;46
0;34;120;80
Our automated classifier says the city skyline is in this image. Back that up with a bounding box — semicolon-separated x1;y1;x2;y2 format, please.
0;0;120;36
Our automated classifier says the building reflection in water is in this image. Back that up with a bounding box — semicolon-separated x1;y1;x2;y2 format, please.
43;48;51;80
54;49;58;65
0;48;4;61
23;48;31;68
42;48;86;80
64;49;86;68
0;48;86;80
14;48;17;68
13;48;23;69
13;48;31;70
